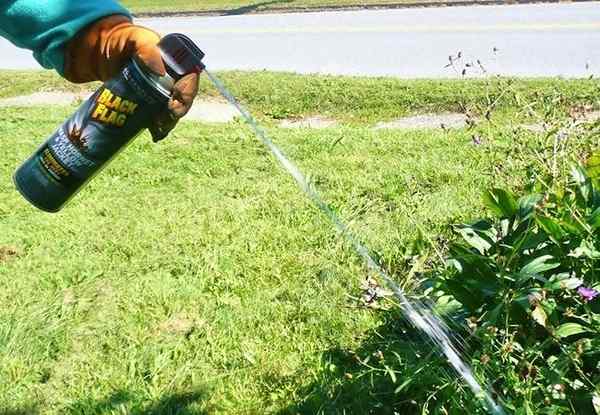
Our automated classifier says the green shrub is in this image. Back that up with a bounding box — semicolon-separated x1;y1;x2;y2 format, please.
438;164;600;414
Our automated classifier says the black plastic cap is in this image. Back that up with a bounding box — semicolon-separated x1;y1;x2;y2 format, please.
159;33;206;81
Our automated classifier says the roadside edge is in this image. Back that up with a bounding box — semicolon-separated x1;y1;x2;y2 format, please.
133;0;594;18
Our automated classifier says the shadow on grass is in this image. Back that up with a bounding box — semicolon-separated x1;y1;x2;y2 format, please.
278;308;486;415
63;390;208;415
224;0;294;15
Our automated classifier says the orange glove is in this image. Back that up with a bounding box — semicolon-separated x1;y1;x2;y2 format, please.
63;15;199;142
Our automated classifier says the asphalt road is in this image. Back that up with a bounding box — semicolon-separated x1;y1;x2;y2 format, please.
1;2;599;78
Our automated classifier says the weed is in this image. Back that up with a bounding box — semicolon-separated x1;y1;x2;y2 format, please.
437;163;600;414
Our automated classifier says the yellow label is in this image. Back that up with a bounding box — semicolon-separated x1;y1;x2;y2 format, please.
91;88;138;127
41;148;69;179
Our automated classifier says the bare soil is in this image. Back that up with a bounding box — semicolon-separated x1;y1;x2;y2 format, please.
279;116;339;129
374;113;468;130
0;246;19;262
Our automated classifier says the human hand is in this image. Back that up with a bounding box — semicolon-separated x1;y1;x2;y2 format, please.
64;15;199;142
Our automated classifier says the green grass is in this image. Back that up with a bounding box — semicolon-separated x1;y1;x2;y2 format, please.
1;69;598;123
119;0;486;14
0;70;598;413
0;71;98;99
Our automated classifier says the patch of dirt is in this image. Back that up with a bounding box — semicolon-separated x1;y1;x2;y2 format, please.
183;99;239;123
0;246;19;262
62;288;77;307
0;92;238;124
568;104;600;122
0;91;91;107
521;123;548;133
159;314;203;337
522;111;600;135
523;108;600;134
374;113;468;130
579;110;600;123
279;116;339;129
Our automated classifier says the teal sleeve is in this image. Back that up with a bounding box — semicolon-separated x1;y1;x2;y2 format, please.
0;0;131;75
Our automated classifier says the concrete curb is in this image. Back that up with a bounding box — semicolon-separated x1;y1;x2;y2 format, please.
133;0;595;18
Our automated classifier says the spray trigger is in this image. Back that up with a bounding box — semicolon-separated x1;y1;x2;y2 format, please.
159;33;206;80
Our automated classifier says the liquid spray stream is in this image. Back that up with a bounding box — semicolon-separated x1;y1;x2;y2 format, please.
204;69;505;415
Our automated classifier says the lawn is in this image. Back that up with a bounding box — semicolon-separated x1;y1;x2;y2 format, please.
0;70;598;413
119;0;492;14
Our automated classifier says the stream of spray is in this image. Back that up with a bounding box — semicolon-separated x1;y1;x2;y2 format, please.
204;69;505;415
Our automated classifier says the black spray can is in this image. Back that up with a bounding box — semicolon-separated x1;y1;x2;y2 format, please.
14;33;205;213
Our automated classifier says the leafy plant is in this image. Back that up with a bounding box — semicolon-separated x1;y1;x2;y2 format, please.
438;165;600;414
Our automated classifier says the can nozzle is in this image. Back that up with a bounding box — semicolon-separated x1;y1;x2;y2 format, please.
159;33;206;80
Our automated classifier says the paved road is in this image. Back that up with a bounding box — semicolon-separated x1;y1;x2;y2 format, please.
1;2;599;78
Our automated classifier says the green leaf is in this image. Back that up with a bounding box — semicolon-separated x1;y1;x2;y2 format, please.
518;194;542;220
562;219;587;237
593;392;600;414
520;255;560;277
525;401;535;415
588;207;600;229
516;230;547;252
487;303;503;324
455;224;493;255
541;299;557;316
448;245;498;285
483;188;518;218
536;215;565;242
385;365;397;383
442;279;483;311
448;258;462;273
572;165;593;205
394;378;412;394
569;239;600;259
587;151;600;184
531;305;548;327
555;322;590;338
546;274;583;291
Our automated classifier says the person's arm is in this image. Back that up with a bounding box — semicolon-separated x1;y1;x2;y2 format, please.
0;0;199;141
0;0;130;76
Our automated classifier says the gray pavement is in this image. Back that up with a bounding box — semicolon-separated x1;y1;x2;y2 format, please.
0;2;599;78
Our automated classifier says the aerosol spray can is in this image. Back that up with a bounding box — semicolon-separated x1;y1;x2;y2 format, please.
13;33;205;213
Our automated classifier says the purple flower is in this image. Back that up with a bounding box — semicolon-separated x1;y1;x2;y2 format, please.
577;286;599;302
